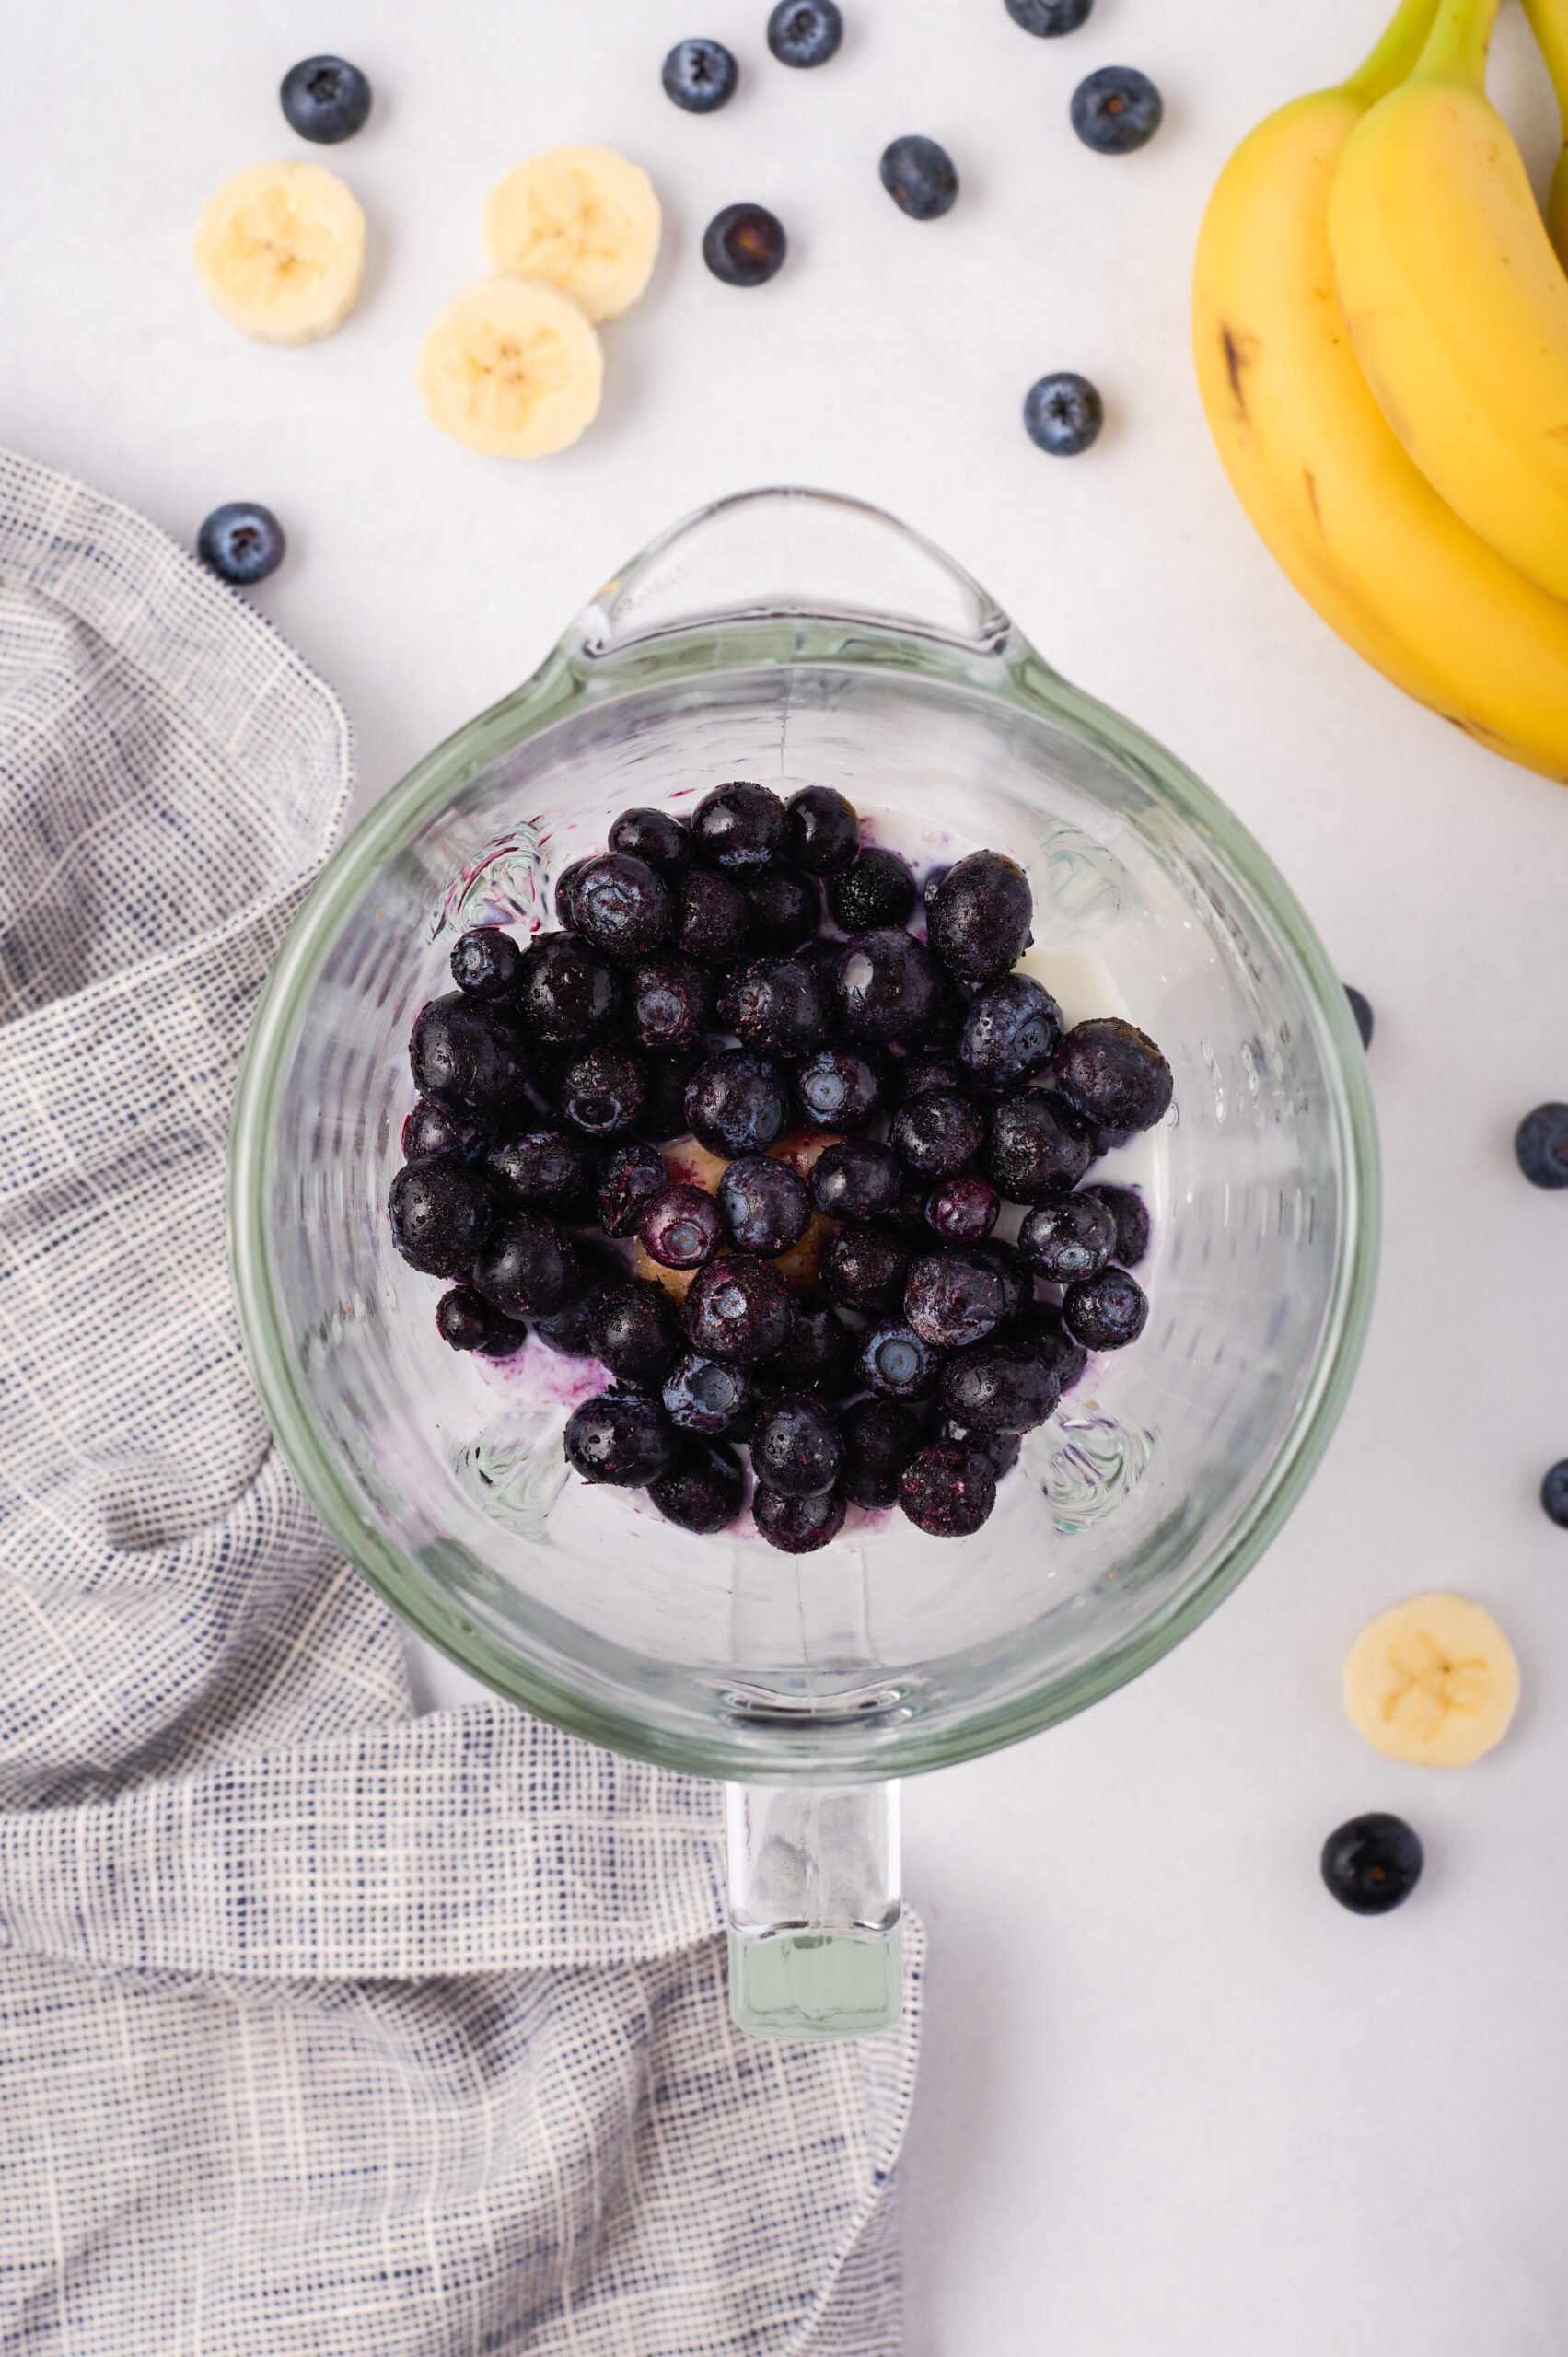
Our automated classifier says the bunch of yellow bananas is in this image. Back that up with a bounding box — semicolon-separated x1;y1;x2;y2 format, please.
1192;0;1568;780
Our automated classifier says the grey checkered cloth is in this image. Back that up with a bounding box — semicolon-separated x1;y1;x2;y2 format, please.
0;447;923;2355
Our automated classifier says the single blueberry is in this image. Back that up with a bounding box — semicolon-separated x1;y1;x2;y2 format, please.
743;864;819;952
1063;1265;1148;1351
819;1223;911;1313
904;1249;1010;1350
959;973;1063;1091
827;847;917;933
752;1394;845;1497
436;1283;527;1359
898;1443;997;1538
718;1154;811;1255
1024;370;1105;456
637;1182;725;1271
685;1049;791;1156
691;780;786;872
590;1279;685;1382
810;1137;907;1222
857;1320;940;1401
880;135;959;221
926;1173;1000;1243
676;867;753;963
663;1353;758;1436
1018;1192;1116;1283
841;1396;922;1508
532;1242;624;1357
834;927;941;1045
1006;0;1093;32
767;0;843;67
985;1090;1094;1202
1516;1103;1568;1189
485;1128;594;1212
1541;1461;1568;1527
720;954;834;1053
197;503;285;586
471;1212;580;1320
557;1044;649;1137
1080;1182;1150;1270
1007;1301;1088;1396
562;853;674;958
449;926;522;1001
649;1441;746;1533
898;1048;971;1103
793;1041;886;1132
409;992;530;1119
786;784;861;875
1345;985;1375;1050
770;1290;854;1390
938;1339;1061;1434
280;53;372;143
515;935;621;1046
684;1254;798;1363
388;1158;495;1280
927;852;1033;985
1071;64;1163;154
401;1097;486;1162
564;1391;674;1487
703;203;788;287
662;37;739;112
598;1141;668;1237
1320;1813;1423;1915
1056;1017;1173;1136
753;1484;847;1553
889;1089;985;1178
625;954;713;1052
610;807;692;877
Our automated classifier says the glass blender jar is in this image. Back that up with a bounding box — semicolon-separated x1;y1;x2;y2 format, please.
229;488;1378;2039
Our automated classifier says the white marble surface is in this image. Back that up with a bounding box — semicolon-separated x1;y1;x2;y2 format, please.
11;1;1568;2346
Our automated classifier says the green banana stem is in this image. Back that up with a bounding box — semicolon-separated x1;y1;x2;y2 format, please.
1419;0;1504;84
1521;0;1568;130
1345;0;1444;102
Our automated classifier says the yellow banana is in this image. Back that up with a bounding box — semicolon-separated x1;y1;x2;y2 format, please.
1330;0;1568;604
1192;0;1568;779
1520;0;1568;266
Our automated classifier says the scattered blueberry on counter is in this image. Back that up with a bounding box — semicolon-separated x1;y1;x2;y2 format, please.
767;0;843;69
880;136;959;221
1540;1461;1568;1527
197;503;286;585
703;203;789;285
1320;1813;1423;1915
1344;984;1375;1050
1024;373;1105;457
280;53;373;144
388;781;1171;1550
1516;1102;1568;1188
1005;0;1094;32
1071;65;1164;156
662;38;739;113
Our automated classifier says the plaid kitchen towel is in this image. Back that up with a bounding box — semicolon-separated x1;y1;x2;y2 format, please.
0;447;923;2356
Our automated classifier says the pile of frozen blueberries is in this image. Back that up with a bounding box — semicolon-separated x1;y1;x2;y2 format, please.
388;780;1172;1550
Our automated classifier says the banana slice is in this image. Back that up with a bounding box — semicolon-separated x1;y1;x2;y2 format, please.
193;160;365;344
1342;1593;1519;1769
416;278;603;458
482;145;661;323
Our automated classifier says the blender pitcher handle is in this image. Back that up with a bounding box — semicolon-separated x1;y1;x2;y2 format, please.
725;1780;903;2038
577;485;1012;660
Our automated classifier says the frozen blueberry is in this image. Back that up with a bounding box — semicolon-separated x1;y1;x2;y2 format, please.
472;1212;580;1319
663;1353;757;1435
685;1049;791;1156
841;1397;922;1508
703;203;789;286
485;1128;593;1212
197;502;286;585
1023;373;1105;457
1320;1813;1423;1915
1542;1458;1568;1527
1007;1300;1088;1395
661;36;739;112
532;1242;624;1356
563;853;674;959
637;1182;724;1271
718;1154;811;1255
1516;1103;1568;1189
898;1048;970;1103
513;935;620;1046
690;781;786;872
767;0;842;66
1006;0;1093;31
744;864;819;951
684;1255;797;1363
609;807;691;877
786;784;861;875
1055;1018;1172;1137
753;1484;847;1552
649;1440;745;1532
889;1089;984;1178
280;53;372;142
435;1283;527;1359
552;857;593;930
410;992;529;1119
625;954;713;1052
590;1279;685;1381
637;1051;701;1144
752;1394;845;1496
880;134;958;220
1081;1182;1150;1270
810;1137;907;1222
449;925;522;1001
926;1174;1000;1243
881;1182;936;1248
388;1158;495;1280
793;1041;885;1132
1345;985;1375;1051
558;1045;649;1137
564;1391;674;1487
857;1320;940;1400
1071;64;1163;154
827;848;917;933
835;928;941;1044
720;954;834;1052
819;1223;911;1313
401;1097;486;1162
899;1443;997;1538
927;852;1033;986
1063;1265;1148;1350
675;866;753;963
1019;1192;1116;1283
770;1290;854;1390
903;1249;1010;1350
937;1417;1023;1481
986;1090;1094;1201
958;975;1063;1092
939;1339;1061;1434
597;1141;668;1237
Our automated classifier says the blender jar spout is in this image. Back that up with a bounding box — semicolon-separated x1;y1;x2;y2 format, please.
725;1780;904;2038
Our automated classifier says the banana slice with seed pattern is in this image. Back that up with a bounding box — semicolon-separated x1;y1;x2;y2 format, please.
417;277;603;458
1342;1592;1519;1768
482;145;661;323
194;159;365;344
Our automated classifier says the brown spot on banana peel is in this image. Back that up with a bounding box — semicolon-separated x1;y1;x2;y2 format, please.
1219;323;1260;421
1303;470;1322;531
